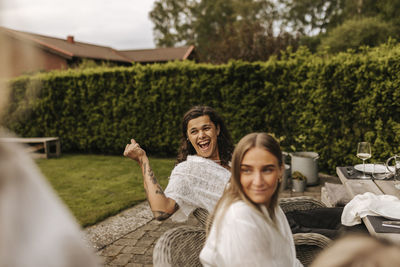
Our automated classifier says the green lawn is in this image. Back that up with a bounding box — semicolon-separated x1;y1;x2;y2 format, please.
36;154;175;227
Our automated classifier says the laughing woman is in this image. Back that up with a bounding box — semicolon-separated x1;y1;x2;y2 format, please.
200;133;302;267
124;106;234;222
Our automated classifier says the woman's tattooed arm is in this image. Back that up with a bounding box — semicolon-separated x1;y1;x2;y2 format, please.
141;159;179;221
124;139;179;221
152;203;180;220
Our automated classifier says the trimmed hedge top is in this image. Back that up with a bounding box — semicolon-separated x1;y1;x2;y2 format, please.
5;42;400;173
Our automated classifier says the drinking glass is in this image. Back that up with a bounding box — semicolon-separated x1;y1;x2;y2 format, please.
357;142;371;179
385;155;400;189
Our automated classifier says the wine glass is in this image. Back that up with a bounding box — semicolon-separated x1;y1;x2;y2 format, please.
357;142;372;179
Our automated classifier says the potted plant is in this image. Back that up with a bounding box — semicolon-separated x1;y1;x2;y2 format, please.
292;171;307;192
289;135;320;186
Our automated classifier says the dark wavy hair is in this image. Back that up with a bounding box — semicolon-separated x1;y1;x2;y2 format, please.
176;106;234;167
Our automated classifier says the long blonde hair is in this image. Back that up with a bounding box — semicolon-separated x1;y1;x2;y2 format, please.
207;132;283;234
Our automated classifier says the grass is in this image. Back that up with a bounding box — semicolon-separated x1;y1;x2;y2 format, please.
35;154;175;227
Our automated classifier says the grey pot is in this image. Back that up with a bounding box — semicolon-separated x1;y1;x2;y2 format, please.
292;179;306;192
290;151;319;185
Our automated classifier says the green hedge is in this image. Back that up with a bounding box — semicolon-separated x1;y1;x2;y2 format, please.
5;42;400;173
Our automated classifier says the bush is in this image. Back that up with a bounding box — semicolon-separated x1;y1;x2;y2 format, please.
5;42;400;174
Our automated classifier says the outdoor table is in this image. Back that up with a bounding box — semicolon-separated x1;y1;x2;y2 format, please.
0;137;61;158
336;167;400;244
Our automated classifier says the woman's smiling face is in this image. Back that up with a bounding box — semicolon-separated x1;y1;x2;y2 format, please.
240;147;282;206
186;115;220;160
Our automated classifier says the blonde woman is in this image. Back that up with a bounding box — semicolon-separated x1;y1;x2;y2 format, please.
200;133;302;267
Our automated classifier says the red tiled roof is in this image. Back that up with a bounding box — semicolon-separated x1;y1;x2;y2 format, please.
0;27;131;62
119;45;195;62
0;26;195;63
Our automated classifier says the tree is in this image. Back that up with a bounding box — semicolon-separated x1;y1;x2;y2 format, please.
149;0;197;47
149;0;296;63
318;17;396;53
279;0;345;35
279;0;400;53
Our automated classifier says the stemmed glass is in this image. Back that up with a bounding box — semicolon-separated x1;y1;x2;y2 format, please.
357;142;372;179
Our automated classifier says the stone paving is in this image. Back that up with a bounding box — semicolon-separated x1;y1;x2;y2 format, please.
96;213;201;267
86;174;339;267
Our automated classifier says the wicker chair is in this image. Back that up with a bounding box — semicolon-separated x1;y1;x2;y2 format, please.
279;196;333;266
153;225;205;267
153;197;332;267
293;233;331;266
279;196;327;212
192;207;209;228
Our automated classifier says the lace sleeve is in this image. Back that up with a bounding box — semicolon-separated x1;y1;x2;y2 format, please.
164;156;230;222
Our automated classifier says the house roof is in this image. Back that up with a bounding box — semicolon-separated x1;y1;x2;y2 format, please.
0;26;131;63
119;45;195;63
0;26;195;64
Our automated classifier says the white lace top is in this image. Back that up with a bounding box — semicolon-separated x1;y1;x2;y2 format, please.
200;201;303;267
164;155;231;222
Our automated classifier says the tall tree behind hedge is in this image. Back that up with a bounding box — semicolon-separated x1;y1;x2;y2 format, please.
150;0;297;63
279;0;345;35
280;0;400;53
319;17;396;53
280;0;400;35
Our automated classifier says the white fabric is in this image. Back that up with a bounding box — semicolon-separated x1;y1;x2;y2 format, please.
200;200;303;267
164;155;231;222
0;140;99;267
341;192;400;226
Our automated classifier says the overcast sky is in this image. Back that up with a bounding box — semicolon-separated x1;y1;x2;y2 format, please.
0;0;157;50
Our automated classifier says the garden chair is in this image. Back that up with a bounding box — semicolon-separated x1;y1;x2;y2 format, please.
153;197;332;267
279;196;333;266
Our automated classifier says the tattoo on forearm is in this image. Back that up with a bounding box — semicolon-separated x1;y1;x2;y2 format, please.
143;164;165;196
155;184;164;195
153;203;179;220
148;167;157;184
153;211;172;220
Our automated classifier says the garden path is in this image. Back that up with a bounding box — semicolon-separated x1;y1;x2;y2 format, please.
86;174;338;266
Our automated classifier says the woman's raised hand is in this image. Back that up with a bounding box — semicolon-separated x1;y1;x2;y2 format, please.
123;138;177;220
123;139;146;164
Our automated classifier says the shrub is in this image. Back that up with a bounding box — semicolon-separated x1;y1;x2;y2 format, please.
5;42;400;174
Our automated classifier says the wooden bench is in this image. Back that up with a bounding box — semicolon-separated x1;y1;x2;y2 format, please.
0;137;61;158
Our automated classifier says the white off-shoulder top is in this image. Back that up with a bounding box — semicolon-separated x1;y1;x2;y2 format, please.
164;155;231;222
